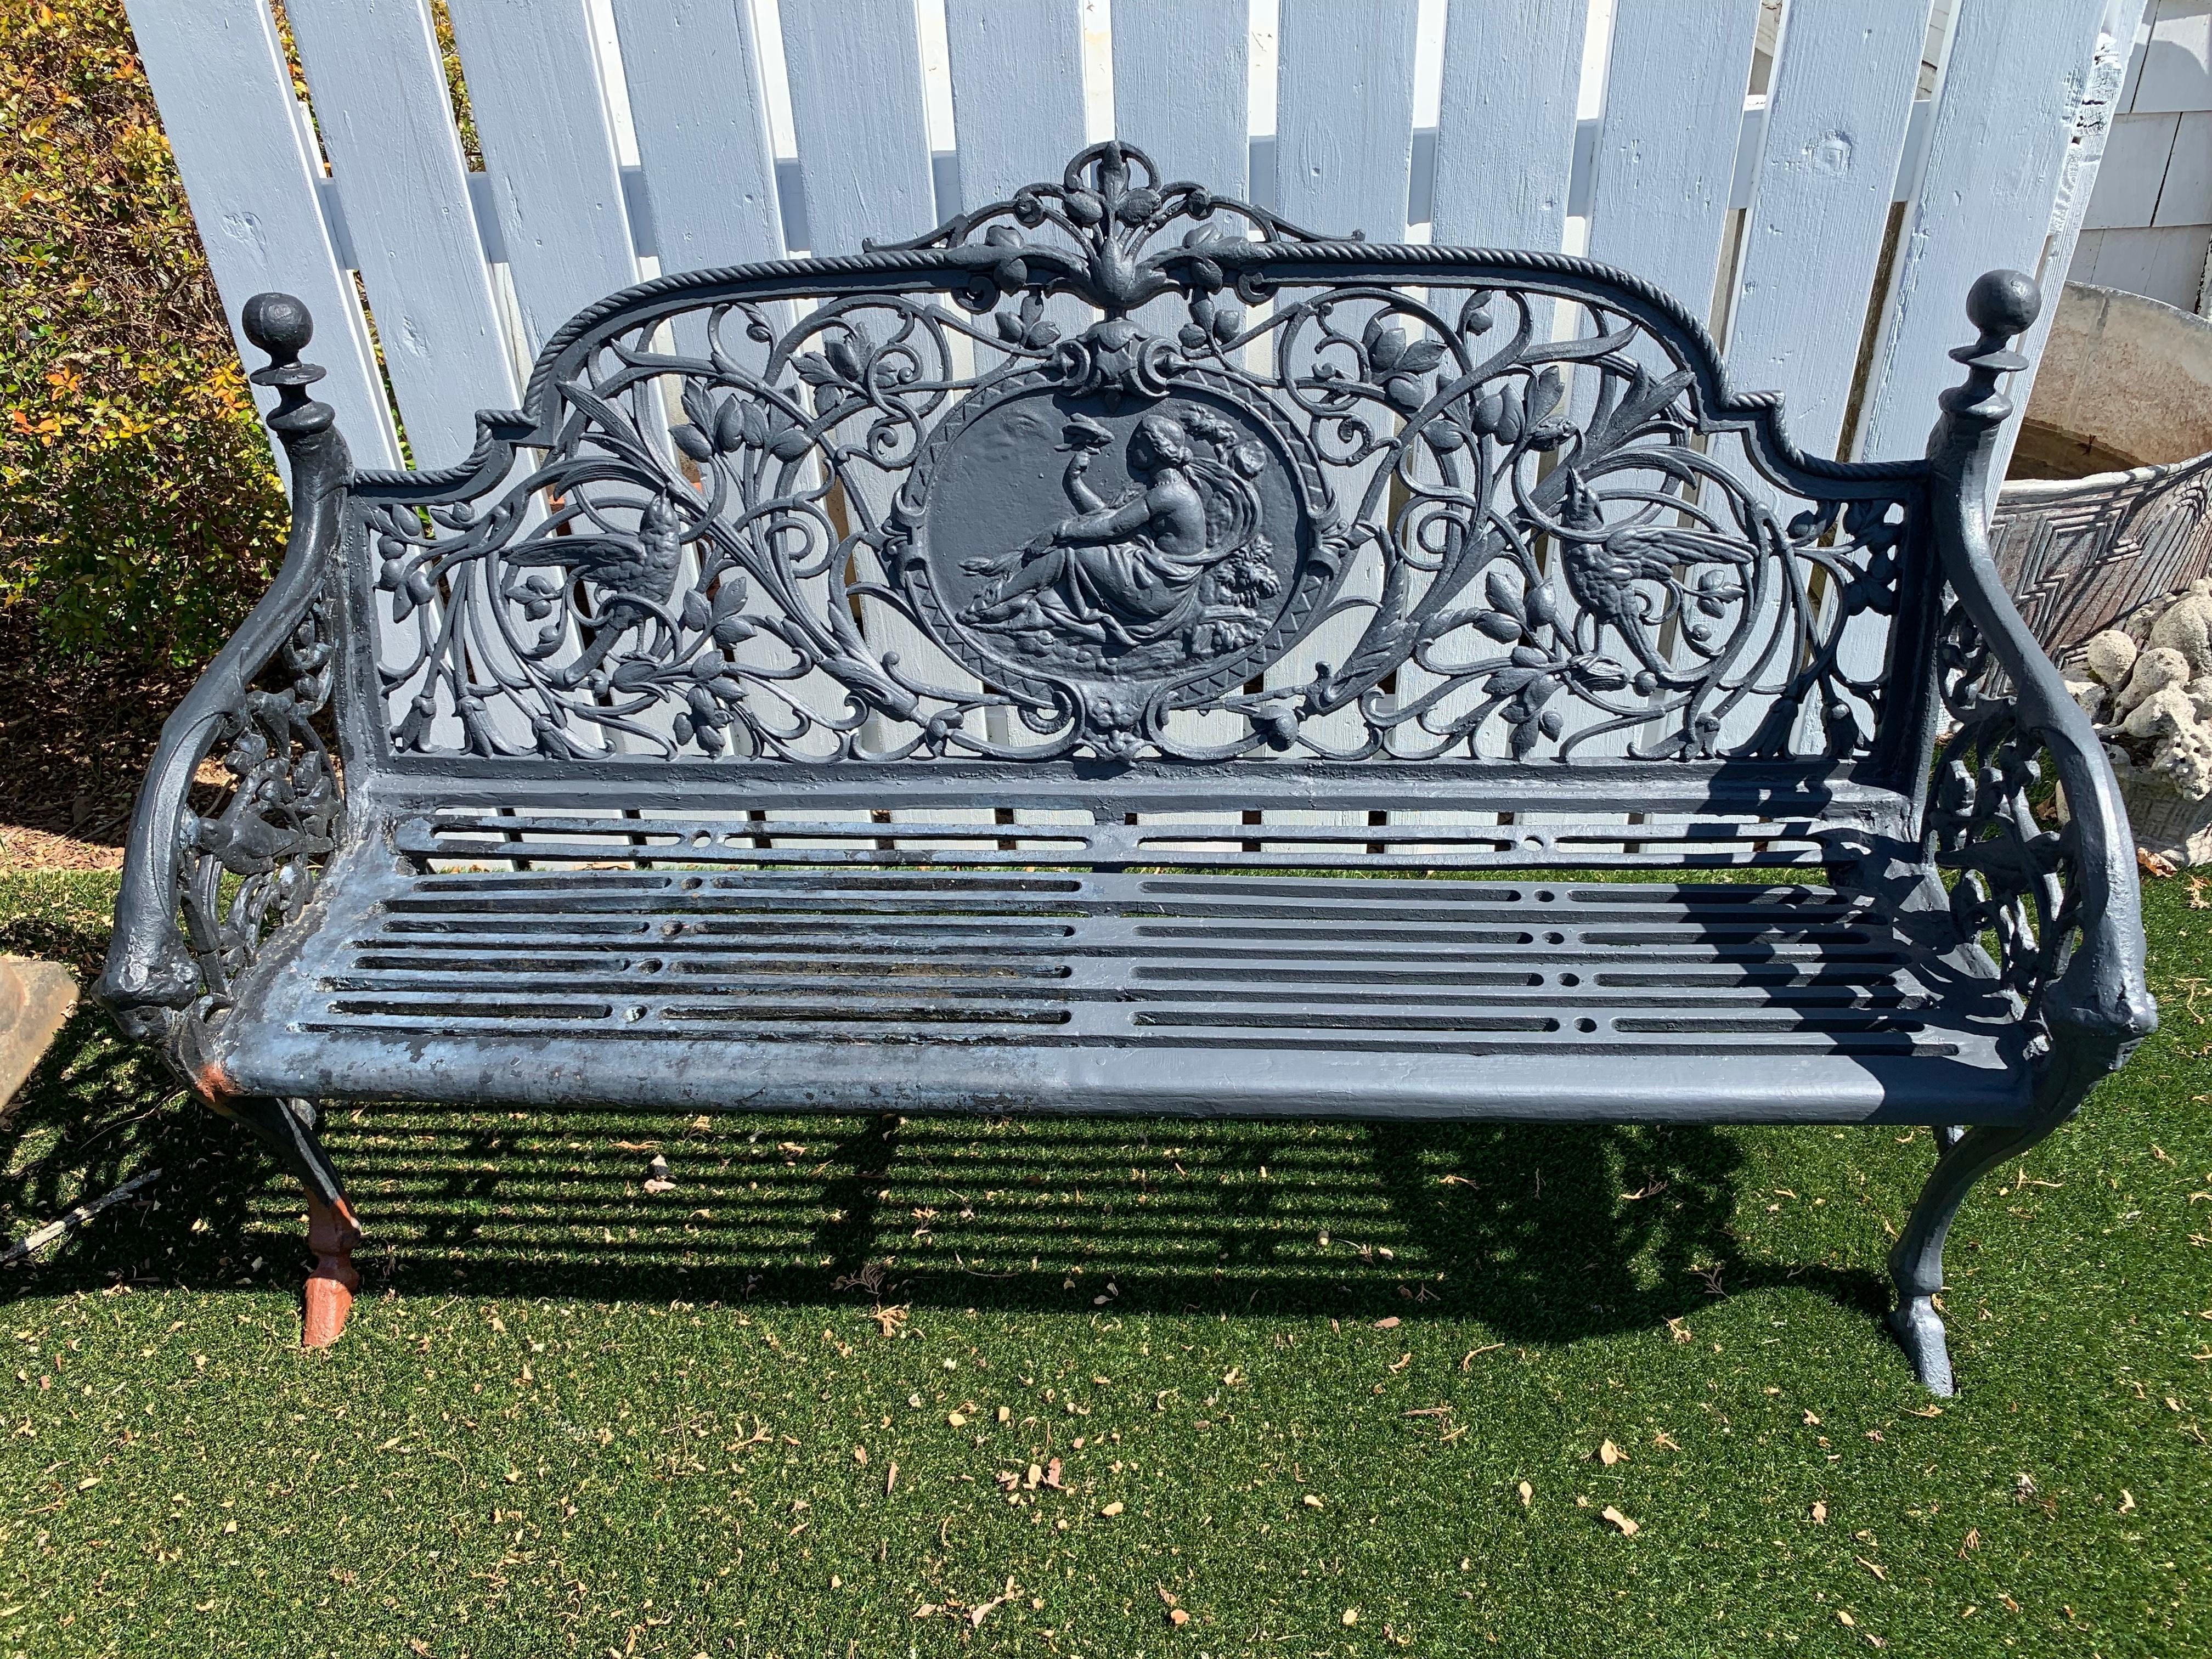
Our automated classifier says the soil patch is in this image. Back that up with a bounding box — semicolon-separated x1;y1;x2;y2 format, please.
0;608;193;860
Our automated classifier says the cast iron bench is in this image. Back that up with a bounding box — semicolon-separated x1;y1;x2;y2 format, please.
97;144;2153;1392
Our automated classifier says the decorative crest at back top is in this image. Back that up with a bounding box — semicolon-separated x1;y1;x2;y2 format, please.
867;139;1346;320
353;143;1931;771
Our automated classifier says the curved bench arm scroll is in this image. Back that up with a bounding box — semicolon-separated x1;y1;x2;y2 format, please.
92;295;351;1080
1922;273;2156;1087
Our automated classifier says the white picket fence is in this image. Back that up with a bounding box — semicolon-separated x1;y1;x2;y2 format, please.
127;0;2137;489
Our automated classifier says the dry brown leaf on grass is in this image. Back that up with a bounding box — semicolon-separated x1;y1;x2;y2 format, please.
1652;1432;1680;1452
1373;1316;1401;1330
1516;1481;1533;1508
1596;1439;1626;1465
2119;1489;2136;1513
1858;1556;1888;1582
1666;1318;1692;1344
1599;1505;1639;1536
1811;1501;1828;1523
969;1579;1019;1628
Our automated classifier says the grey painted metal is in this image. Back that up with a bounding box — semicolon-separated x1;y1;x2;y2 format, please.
95;146;2154;1396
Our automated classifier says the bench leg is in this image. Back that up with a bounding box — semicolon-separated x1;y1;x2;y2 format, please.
1886;1121;2051;1396
222;1096;362;1348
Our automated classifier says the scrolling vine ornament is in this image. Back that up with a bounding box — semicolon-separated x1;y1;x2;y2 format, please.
359;142;1915;765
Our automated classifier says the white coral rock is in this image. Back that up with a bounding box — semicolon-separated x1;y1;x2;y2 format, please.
2116;646;2193;718
2067;677;2109;722
2084;628;2138;688
2123;683;2196;741
2148;590;2212;675
2151;726;2212;799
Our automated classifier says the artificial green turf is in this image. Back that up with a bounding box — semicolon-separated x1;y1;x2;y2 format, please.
2;867;2209;1657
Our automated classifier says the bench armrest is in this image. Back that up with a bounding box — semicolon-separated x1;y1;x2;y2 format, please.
92;296;352;1075
1921;273;2155;1073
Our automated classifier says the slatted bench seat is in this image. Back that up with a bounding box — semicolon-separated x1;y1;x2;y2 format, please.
96;143;2154;1393
215;864;2028;1120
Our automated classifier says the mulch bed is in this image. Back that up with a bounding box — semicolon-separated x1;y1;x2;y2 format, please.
0;609;193;866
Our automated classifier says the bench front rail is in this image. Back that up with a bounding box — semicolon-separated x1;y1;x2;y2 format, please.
95;145;2153;1390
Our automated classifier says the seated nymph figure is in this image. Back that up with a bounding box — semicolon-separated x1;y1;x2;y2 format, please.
960;409;1277;657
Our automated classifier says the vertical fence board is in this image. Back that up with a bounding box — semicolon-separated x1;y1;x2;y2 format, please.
1856;0;2110;465
1110;0;1250;194
778;0;961;767
944;0;1086;204
1430;0;1587;249
288;0;518;470
608;0;786;270
1274;0;1420;238
445;0;638;349
1990;0;2149;482
123;0;399;469
1727;0;1926;459
1585;0;1761;304
1269;2;1420;814
779;0;938;253
1571;0;1759;760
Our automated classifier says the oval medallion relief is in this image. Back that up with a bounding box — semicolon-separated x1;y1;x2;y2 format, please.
890;367;1342;753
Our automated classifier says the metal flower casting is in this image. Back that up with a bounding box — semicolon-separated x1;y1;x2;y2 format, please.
357;142;1914;766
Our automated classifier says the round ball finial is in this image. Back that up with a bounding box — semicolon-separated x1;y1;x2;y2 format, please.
242;291;314;358
1965;268;2039;339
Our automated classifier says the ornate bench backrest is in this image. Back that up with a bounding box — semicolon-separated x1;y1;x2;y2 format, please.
341;143;1935;805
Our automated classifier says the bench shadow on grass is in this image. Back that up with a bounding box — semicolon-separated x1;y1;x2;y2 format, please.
1;1008;1888;1345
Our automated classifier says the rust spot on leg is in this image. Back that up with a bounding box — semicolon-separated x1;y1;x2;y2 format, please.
192;1055;235;1103
302;1194;362;1349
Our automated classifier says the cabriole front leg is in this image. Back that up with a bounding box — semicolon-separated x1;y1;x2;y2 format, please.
218;1096;362;1348
1887;1121;2056;1396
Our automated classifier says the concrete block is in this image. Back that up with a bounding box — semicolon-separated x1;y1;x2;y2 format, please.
2025;280;2212;465
0;958;77;1109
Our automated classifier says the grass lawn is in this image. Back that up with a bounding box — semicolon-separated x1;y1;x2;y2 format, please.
2;867;2208;1657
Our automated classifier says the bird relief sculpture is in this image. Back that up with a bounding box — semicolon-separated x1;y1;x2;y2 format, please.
500;494;686;691
955;409;1279;669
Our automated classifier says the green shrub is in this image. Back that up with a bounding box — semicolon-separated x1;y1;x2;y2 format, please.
0;0;287;666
